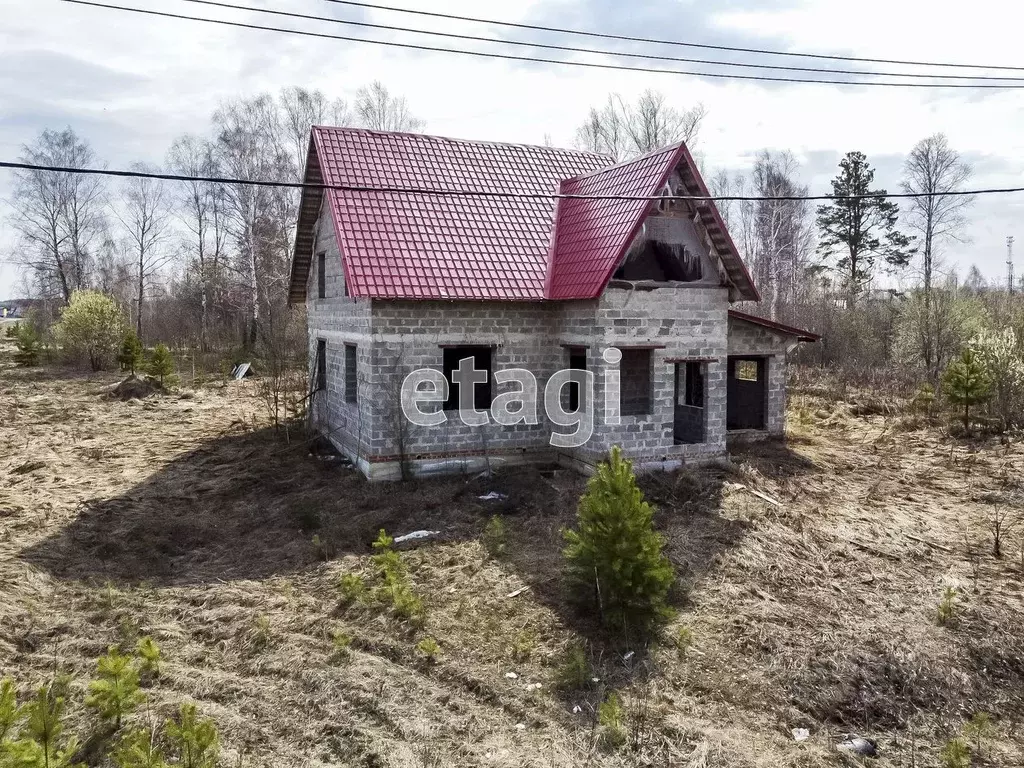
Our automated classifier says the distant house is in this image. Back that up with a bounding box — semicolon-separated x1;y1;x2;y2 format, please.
288;128;818;480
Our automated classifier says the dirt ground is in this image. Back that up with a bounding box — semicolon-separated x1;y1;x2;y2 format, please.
2;330;1024;767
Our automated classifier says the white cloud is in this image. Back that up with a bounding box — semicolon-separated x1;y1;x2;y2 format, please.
1;0;1021;296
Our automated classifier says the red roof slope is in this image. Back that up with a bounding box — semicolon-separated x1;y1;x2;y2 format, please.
546;145;684;300
314;128;608;300
287;127;758;303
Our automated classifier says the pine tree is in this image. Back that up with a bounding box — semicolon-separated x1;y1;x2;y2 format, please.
144;344;174;385
165;703;219;768
563;446;675;633
13;324;42;367
16;683;82;768
943;347;992;433
118;331;144;376
85;646;144;729
816;151;914;307
0;678;21;743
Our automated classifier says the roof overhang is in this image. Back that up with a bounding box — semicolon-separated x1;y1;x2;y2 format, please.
287;134;323;305
728;310;820;342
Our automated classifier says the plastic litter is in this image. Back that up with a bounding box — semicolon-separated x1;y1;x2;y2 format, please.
478;491;508;501
792;728;810;742
393;530;439;544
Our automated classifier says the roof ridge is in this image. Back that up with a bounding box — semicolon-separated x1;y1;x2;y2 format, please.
311;125;613;161
559;140;686;186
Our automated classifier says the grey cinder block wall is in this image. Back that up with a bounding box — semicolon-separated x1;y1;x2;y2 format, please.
306;203;797;480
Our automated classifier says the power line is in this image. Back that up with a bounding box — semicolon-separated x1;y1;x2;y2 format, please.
160;0;1024;83
322;0;1024;74
3;160;1021;202
60;0;1024;89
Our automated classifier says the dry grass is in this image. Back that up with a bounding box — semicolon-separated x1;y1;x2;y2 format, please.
3;334;1024;767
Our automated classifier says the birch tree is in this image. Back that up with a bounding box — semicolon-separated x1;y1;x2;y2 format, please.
354;81;424;132
116;164;172;339
167;135;228;350
901;133;973;378
9;128;106;302
573;90;705;160
751;151;813;319
214;95;295;347
279;86;351;177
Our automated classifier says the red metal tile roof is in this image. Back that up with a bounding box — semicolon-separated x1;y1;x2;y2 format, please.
313;127;608;300
287;127;759;303
546;144;684;300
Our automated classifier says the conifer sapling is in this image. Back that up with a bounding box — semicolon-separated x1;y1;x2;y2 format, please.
144;344;174;385
563;446;674;633
118;331;144;376
943;347;993;432
85;646;144;728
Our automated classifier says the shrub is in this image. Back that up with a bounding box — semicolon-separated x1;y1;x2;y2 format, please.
563;446;674;633
165;703;219;768
973;328;1024;429
338;573;367;606
136;636;161;677
416;636;440;663
597;692;626;749
943;348;993;433
118;330;144;376
144;344;174;385
675;625;694;660
482;515;506;558
85;646;144;728
553;643;592;691
509;630;536;662
940;737;970;768
937;586;959;626
53;290;126;371
912;383;936;416
330;630;353;663
311;534;334;561
371;529;426;627
964;711;994;756
4;322;18;339
112;726;168;768
13;324;42;367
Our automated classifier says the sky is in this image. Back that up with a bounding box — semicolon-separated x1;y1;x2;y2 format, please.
1;0;1023;298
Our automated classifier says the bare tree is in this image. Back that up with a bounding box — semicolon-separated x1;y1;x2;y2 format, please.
573;90;705;161
901;134;973;378
9;128;106;302
751;151;813;319
214;95;295;347
964;264;987;293
167;135;229;351
354;81;424;132
116;163;172;338
279;86;351;176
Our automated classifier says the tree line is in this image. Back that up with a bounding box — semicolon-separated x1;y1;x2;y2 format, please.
7;82;424;353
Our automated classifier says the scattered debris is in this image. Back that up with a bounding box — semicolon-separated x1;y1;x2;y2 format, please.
505;672;518;680
837;734;877;757
105;375;165;401
726;482;782;507
478;491;508;501
905;533;953;553
590;677;600;684
524;683;542;691
505;587;529;598
232;362;252;379
393;530;439;545
10;460;45;475
792;728;810;742
622;651;635;662
515;723;526;731
571;706;582;714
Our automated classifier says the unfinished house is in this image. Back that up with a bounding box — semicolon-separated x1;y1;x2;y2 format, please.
288;127;818;480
